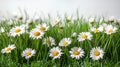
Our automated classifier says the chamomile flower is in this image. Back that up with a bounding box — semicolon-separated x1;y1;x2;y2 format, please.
9;26;26;37
90;47;104;60
51;17;60;26
29;28;44;39
59;38;71;47
108;16;114;22
44;37;56;46
91;26;103;33
78;32;92;41
69;47;85;59
49;47;63;60
104;25;117;35
101;23;108;29
89;17;95;24
12;12;23;20
36;23;49;31
21;48;36;59
1;44;16;53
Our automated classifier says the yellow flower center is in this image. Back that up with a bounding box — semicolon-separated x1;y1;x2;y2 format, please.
34;31;41;36
94;29;99;33
26;51;32;56
15;28;21;33
94;50;100;56
53;51;59;56
40;27;46;31
109;29;113;33
82;34;88;39
63;41;68;46
6;47;12;51
73;50;80;55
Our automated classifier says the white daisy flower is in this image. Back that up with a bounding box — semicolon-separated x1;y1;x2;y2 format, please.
44;37;56;46
108;16;114;22
1;44;16;53
49;47;63;60
78;32;92;41
90;47;104;60
51;17;60;26
36;23;49;31
9;26;26;37
91;26;103;33
104;25;117;35
59;38;71;47
29;28;44;39
12;12;23;20
69;47;85;59
101;23;108;29
21;48;36;59
26;19;33;24
89;17;95;24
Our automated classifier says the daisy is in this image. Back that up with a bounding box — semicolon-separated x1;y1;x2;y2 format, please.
101;23;108;29
9;26;25;37
108;16;114;22
51;17;60;26
59;38;71;47
69;47;85;59
44;37;56;46
26;19;33;24
89;17;95;24
104;25;117;35
1;44;16;53
21;48;36;59
78;32;92;41
29;28;44;39
91;26;103;33
90;47;104;60
49;47;63;60
12;12;22;19
36;23;49;31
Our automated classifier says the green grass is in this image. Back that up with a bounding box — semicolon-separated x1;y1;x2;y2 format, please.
0;16;120;67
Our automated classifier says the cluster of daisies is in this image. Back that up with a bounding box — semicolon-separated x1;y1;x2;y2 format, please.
1;40;104;60
1;18;118;61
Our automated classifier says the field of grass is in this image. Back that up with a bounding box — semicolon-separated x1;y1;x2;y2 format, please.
0;15;120;67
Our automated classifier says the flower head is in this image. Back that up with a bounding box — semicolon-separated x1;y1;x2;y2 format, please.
69;47;85;59
104;25;117;35
1;44;16;53
49;47;63;60
59;38;71;47
9;26;26;37
91;26;103;33
44;37;56;46
90;47;104;60
78;32;92;41
36;23;49;31
21;48;36;59
29;28;44;39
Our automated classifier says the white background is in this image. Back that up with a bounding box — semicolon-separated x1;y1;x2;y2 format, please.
0;0;120;18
